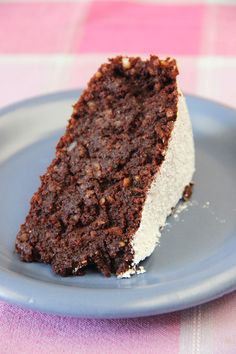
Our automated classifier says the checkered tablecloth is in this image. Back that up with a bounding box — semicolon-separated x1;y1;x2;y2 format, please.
0;1;236;353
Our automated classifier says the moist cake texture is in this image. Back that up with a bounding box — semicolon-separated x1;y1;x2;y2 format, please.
15;56;195;277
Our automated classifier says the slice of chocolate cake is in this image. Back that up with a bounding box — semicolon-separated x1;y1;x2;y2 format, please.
15;56;195;277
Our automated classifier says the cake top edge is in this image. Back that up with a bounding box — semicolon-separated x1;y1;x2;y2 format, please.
93;55;179;82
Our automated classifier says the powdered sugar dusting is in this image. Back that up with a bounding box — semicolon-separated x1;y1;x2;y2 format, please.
118;265;146;278
137;266;146;275
202;201;210;209
170;198;227;226
119;91;195;278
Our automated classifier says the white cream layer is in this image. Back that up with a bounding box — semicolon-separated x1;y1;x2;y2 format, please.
120;91;195;278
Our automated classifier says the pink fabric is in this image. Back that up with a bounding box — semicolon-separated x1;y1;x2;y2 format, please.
208;6;236;55
0;2;235;55
80;2;205;55
0;3;88;53
0;1;236;353
0;303;181;354
211;293;236;354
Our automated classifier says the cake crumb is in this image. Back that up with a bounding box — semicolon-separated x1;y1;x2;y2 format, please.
182;183;193;201
123;177;131;188
95;71;102;79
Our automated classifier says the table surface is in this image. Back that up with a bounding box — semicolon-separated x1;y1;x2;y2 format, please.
0;1;236;353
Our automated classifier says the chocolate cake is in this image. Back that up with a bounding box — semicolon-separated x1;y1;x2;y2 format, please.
15;56;195;277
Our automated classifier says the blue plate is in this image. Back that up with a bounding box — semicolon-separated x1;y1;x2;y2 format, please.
0;91;236;318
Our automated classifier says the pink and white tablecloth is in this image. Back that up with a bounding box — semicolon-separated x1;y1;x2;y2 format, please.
0;1;236;353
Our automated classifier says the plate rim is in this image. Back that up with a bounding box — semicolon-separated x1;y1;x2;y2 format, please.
0;90;236;318
1;255;236;318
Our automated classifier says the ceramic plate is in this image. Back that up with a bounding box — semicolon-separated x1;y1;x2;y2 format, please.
0;91;236;318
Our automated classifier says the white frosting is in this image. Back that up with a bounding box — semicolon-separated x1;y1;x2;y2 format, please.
120;91;195;278
118;265;146;279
